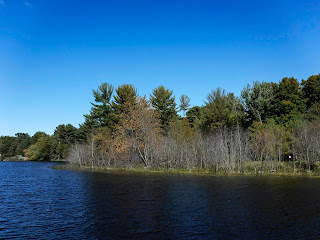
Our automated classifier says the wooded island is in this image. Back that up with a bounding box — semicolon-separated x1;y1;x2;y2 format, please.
1;73;320;174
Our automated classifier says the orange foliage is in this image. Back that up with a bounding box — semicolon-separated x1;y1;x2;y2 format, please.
112;97;160;165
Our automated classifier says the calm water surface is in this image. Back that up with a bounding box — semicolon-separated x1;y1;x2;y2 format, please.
1;161;320;239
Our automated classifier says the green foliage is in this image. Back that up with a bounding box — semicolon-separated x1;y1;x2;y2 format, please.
14;133;31;156
150;86;177;133
270;77;306;124
307;102;320;121
200;88;245;132
84;83;115;129
0;133;31;158
0;136;16;158
3;73;320;168
77;118;97;142
186;106;202;128
75;122;91;143
112;84;138;114
241;81;274;123
31;132;47;144
53;124;78;159
302;73;320;108
24;134;54;161
53;124;77;145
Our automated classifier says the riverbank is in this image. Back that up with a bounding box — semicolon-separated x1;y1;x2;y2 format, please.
51;163;320;177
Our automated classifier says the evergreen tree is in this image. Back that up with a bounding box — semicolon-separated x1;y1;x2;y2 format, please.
76;119;93;143
200;88;245;132
186;106;202;128
179;94;191;117
150;86;177;133
0;136;16;158
53;124;78;159
112;84;138;114
14;133;31;156
84;83;114;129
54;124;77;145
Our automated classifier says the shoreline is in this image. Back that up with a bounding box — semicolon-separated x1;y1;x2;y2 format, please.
51;163;320;178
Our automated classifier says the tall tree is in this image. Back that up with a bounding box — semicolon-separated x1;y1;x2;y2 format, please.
200;88;245;132
306;102;320;121
84;83;114;129
241;81;274;124
179;95;191;117
270;77;306;124
112;84;138;114
14;133;31;156
31;132;47;144
0;136;16;158
301;73;320;108
54;124;77;145
53;124;78;159
24;134;54;161
186;106;202;128
150;86;177;133
113;97;160;167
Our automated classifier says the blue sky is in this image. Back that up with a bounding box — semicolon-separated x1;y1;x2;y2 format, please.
1;0;320;136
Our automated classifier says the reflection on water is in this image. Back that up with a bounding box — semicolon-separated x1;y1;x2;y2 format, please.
1;161;320;239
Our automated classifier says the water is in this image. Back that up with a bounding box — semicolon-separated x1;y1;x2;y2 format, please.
1;162;320;239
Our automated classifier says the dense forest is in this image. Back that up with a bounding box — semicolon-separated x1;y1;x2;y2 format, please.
1;73;320;174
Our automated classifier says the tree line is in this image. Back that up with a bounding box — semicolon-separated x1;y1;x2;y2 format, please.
0;125;81;161
1;73;320;173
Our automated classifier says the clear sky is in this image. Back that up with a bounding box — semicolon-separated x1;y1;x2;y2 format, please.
1;0;320;136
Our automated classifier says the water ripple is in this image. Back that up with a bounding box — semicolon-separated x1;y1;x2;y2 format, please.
1;162;320;239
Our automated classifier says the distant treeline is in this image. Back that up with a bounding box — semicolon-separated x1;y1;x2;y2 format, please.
1;74;320;173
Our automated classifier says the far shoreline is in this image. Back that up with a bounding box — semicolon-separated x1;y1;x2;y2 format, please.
50;163;320;178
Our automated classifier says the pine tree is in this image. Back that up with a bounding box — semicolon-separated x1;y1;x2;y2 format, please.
200;88;245;132
179;94;190;117
186;106;202;128
112;84;138;114
150;86;177;133
84;83;115;129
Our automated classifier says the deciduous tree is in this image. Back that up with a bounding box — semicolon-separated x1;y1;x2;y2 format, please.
24;134;54;161
241;81;274;123
113;97;160;167
302;73;320;108
270;77;306;124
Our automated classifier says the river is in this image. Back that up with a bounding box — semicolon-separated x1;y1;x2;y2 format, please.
1;161;320;239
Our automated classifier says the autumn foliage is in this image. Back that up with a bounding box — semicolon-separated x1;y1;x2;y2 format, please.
112;97;160;167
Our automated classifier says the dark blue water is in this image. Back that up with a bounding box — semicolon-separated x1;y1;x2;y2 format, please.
1;162;320;239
